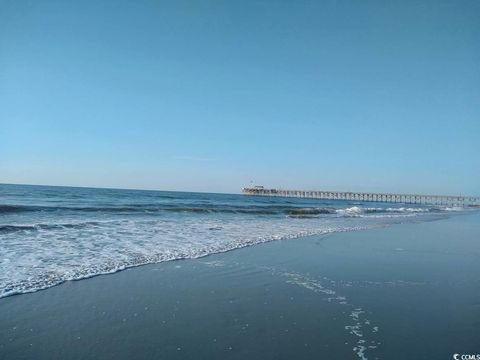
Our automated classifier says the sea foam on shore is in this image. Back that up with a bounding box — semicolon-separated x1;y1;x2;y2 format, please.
0;184;471;298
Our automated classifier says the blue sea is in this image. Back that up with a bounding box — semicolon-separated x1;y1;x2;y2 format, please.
0;184;469;298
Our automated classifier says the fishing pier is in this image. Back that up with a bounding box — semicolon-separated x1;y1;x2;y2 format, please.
242;187;480;206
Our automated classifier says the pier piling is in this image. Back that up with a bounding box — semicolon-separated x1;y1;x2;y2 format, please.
242;187;480;206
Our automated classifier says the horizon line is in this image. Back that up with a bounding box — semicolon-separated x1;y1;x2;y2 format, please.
1;182;479;199
0;182;240;196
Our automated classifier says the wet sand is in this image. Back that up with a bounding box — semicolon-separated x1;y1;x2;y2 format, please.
1;213;479;360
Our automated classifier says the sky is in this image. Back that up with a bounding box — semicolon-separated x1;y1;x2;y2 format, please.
1;0;479;195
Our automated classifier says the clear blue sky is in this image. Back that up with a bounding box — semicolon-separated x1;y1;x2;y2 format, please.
1;0;479;195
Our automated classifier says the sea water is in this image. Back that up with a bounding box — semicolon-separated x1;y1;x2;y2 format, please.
0;184;469;298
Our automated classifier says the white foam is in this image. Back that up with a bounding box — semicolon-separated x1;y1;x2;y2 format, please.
443;206;464;211
268;268;380;360
336;206;364;216
0;216;372;298
0;201;456;298
387;207;429;213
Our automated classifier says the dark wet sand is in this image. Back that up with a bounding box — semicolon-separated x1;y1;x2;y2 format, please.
1;213;479;360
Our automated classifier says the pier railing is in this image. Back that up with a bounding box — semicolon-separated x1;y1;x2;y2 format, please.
242;187;480;206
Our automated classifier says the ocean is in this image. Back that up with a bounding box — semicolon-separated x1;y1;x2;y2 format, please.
1;183;480;360
0;183;469;298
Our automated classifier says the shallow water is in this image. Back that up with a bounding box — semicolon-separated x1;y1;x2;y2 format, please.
0;213;478;360
0;184;470;298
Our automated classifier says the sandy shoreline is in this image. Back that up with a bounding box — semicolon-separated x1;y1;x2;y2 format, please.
1;213;479;359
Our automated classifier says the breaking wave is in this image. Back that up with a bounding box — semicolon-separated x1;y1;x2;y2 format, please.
0;184;473;299
0;221;367;298
0;221;103;234
0;202;466;218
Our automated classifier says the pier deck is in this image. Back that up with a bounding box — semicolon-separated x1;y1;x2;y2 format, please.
242;187;480;206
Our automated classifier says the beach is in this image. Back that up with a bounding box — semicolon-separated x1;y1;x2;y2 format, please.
2;0;479;358
2;0;478;358
1;212;479;360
